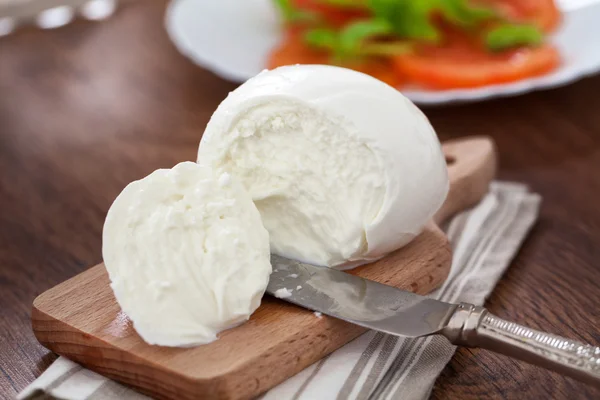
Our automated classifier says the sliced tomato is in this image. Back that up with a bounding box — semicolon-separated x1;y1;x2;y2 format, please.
350;59;404;88
393;29;560;89
292;0;370;28
477;0;561;32
268;29;403;87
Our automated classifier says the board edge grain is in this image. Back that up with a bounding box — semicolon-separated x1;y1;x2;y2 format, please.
31;231;451;400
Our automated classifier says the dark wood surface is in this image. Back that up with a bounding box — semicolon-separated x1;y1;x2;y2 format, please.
0;1;599;399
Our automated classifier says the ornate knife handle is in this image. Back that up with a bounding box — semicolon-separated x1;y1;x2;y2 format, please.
443;303;600;388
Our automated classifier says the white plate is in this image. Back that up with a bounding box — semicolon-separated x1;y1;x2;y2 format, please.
165;0;600;104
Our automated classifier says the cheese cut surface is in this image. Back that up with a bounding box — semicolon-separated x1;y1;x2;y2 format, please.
102;161;271;347
198;65;449;268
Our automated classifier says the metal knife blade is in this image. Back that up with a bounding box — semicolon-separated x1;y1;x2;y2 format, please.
267;255;600;387
267;255;457;338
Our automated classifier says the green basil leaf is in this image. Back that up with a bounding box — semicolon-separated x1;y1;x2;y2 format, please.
274;0;318;22
305;21;409;59
367;0;397;19
315;0;369;10
339;19;393;54
440;0;496;27
486;24;543;51
368;0;440;42
305;28;339;50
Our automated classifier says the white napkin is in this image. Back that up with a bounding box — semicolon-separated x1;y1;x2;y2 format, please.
19;182;541;400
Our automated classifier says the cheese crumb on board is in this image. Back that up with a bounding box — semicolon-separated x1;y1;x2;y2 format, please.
274;288;293;299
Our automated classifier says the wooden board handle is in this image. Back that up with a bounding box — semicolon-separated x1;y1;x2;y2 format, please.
434;136;497;225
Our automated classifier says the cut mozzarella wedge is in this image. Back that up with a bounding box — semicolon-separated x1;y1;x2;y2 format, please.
102;161;271;347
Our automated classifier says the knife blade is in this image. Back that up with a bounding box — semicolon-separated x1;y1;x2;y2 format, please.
267;255;600;388
267;255;457;338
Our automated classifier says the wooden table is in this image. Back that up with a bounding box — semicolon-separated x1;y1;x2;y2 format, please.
1;2;599;399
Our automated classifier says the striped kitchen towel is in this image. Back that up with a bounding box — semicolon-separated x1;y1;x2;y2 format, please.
19;181;541;400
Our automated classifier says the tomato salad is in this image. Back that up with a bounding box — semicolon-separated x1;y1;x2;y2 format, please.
269;0;561;89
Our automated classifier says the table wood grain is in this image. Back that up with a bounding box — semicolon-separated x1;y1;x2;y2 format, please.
1;1;599;399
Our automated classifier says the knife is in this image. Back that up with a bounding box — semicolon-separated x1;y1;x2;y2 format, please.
268;255;600;388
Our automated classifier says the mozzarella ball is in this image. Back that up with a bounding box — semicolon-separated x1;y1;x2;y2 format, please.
198;65;448;268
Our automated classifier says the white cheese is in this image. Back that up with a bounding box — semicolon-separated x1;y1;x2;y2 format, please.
198;65;448;268
274;288;293;298
102;161;271;347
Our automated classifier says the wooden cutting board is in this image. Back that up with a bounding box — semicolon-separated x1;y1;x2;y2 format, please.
32;136;496;400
